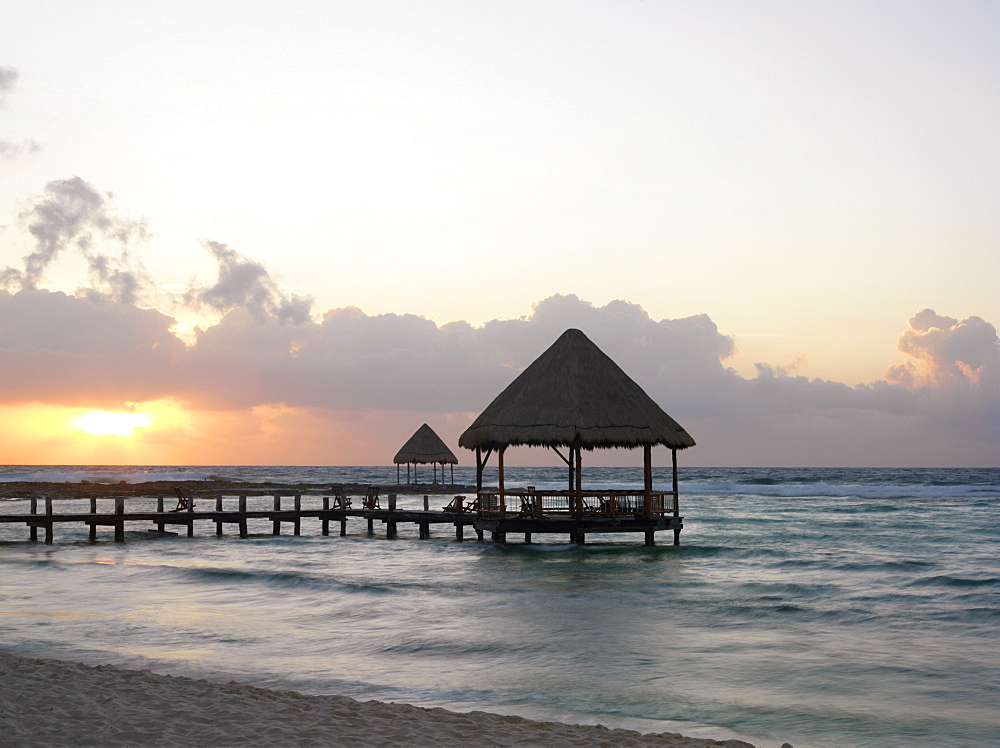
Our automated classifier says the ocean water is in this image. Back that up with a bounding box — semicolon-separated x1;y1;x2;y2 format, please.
1;466;997;747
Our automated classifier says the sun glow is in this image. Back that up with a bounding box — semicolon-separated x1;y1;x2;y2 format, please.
71;410;155;437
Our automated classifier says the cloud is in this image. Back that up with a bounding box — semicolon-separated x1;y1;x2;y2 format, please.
0;188;995;466
0;66;41;160
0;66;18;103
0;288;184;407
185;240;313;325
0;177;149;302
885;309;998;389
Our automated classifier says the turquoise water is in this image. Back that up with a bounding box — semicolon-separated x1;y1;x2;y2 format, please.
1;466;997;747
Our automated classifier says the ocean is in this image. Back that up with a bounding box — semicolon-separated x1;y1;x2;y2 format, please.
1;466;997;747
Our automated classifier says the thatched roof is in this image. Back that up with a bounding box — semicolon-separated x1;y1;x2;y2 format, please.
459;328;695;451
394;423;459;465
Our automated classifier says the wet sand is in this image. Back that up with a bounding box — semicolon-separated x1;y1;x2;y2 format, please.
0;652;761;747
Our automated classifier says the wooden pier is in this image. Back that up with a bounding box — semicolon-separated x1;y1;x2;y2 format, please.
0;490;681;546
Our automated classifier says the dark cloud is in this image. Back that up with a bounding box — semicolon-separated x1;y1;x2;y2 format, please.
185;241;313;325
1;177;149;302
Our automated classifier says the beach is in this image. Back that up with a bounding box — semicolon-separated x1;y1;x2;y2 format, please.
0;652;757;747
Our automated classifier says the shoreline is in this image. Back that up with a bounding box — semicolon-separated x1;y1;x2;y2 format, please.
0;652;763;747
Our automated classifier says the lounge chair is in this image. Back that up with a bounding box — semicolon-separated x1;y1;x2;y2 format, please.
170;488;195;512
331;487;351;510
362;486;380;510
442;495;465;512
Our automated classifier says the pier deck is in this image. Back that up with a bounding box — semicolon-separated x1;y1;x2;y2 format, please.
0;491;682;546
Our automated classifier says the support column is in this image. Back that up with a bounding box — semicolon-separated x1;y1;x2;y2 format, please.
674;527;681;546
46;498;55;544
575;445;583;519
114;497;124;543
322;497;330;536
498;446;506;518
340;517;347;536
643;444;652;518
216;495;224;536
645;530;655;547
524;532;532;544
187;492;195;537
455;524;463;541
293;494;301;536
239;495;248;538
29;498;37;542
272;495;281;535
91;497;99;540
155;496;165;534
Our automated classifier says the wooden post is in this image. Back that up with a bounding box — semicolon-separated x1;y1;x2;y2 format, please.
491;531;506;544
419;523;429;539
674;527;681;546
397;464;400;484
341;516;348;536
367;517;374;535
45;498;54;544
575;445;583;519
423;495;429;511
387;519;397;539
239;495;248;538
645;530;655;547
29;498;37;541
322;497;330;536
475;447;482;491
272;495;281;535
433;463;437;484
90;497;98;540
455;523;463;541
475;528;484;541
407;463;410;484
216;495;224;536
156;496;165;534
672;448;680;516
293;494;301;536
498;446;506;519
524;532;532;544
450;463;454;484
643;444;652;518
114;497;124;543
575;531;585;546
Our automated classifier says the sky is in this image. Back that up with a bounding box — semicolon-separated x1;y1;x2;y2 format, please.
0;0;997;467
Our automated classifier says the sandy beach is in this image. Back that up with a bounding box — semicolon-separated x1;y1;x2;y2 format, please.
0;652;760;747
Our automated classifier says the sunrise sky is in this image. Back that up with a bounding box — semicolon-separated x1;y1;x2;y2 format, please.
1;1;997;467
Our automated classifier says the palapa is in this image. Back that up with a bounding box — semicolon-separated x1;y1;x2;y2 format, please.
394;424;458;465
459;328;695;451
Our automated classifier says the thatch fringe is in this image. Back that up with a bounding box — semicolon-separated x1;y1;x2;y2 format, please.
459;329;695;451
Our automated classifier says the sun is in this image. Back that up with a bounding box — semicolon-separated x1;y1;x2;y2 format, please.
71;410;155;438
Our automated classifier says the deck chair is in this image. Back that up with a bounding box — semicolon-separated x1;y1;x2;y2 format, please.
442;495;465;512
331;486;351;509
170;487;195;512
362;486;380;510
464;496;480;512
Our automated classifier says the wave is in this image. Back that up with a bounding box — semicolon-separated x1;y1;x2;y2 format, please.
0;469;214;484
906;575;999;589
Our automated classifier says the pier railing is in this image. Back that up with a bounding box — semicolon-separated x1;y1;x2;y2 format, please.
476;490;678;519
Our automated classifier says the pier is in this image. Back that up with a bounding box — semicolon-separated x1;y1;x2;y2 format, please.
0;489;681;546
